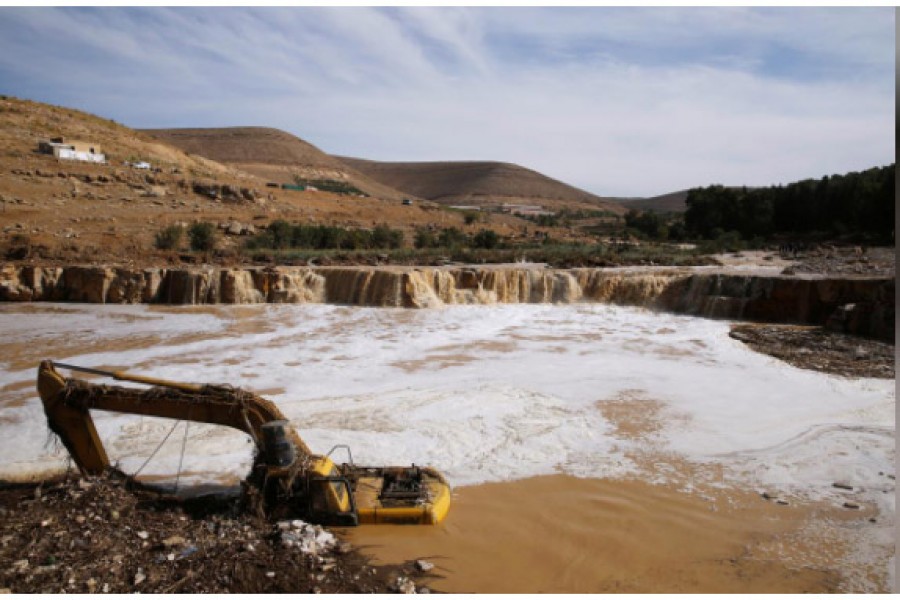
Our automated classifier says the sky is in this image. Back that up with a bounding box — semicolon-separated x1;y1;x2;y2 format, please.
0;7;894;197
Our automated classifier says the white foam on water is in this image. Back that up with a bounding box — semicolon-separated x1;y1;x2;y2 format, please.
0;302;894;582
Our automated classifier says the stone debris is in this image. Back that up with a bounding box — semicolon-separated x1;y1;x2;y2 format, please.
832;482;854;491
414;560;434;572
392;576;417;594
0;472;423;593
276;519;337;555
843;502;861;510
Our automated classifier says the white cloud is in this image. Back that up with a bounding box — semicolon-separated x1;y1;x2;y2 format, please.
0;7;893;196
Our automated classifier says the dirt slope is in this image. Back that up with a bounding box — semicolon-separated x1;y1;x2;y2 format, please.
142;127;416;203
338;157;627;215
616;189;690;213
1;98;518;264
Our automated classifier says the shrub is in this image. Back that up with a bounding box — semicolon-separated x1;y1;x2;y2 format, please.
154;225;184;250
188;221;217;252
414;229;437;249
438;227;467;248
472;229;500;249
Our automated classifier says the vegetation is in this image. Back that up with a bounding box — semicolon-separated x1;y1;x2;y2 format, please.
246;220;403;251
412;226;502;250
188;222;217;251
292;175;367;197
684;165;895;243
154;225;184;250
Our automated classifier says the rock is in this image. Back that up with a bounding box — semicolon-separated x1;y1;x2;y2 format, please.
832;482;853;491
392;576;417;594
162;535;186;548
266;572;275;579
335;541;352;555
843;501;860;510
775;499;789;506
761;491;777;500
137;530;150;540
227;222;243;236
415;560;434;572
134;570;146;585
11;559;29;574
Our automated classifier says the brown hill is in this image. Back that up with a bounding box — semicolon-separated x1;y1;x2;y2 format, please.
616;190;690;213
142;127;415;203
338;158;626;215
1;98;519;265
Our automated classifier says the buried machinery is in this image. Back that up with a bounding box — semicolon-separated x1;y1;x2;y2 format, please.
36;360;450;526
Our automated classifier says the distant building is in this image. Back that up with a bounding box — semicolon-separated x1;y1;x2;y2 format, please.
38;137;106;164
500;203;554;217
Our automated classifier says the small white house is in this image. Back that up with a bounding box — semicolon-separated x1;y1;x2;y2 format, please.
39;137;106;164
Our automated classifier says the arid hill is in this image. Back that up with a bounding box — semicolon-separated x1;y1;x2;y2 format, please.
338;157;627;215
615;190;690;213
1;97;522;265
142;127;416;203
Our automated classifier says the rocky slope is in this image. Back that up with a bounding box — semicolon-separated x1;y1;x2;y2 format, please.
0;97;533;265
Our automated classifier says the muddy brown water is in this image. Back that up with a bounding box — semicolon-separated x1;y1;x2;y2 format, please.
345;474;869;593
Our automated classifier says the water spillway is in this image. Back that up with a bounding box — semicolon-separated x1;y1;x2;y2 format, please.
0;264;893;339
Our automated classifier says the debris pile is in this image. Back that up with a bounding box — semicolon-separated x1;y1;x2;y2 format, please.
0;472;433;593
729;323;894;379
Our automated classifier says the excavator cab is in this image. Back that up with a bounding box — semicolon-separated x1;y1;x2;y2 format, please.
36;360;450;526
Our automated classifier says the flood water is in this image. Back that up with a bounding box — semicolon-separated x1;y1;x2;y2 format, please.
0;302;893;591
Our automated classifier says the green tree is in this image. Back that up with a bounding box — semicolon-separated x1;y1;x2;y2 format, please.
188;222;217;252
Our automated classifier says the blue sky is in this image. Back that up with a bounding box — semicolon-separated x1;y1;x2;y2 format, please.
0;7;893;197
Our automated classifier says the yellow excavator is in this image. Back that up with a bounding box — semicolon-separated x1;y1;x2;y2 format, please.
37;360;450;526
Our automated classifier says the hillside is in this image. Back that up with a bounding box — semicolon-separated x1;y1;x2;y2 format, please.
0;97;526;266
338;158;627;215
142;127;417;203
616;190;690;213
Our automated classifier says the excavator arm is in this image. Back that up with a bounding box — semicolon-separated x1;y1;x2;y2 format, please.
37;360;312;475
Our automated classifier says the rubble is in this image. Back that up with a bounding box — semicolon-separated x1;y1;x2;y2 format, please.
0;472;428;593
729;324;894;379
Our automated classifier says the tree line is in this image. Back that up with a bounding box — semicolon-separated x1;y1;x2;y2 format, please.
683;164;894;242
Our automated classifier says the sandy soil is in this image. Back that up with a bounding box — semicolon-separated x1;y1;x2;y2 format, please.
346;474;876;593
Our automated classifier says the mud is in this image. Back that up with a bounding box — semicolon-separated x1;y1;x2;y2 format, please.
346;474;863;593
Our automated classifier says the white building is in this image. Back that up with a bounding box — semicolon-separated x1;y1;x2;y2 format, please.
38;137;106;164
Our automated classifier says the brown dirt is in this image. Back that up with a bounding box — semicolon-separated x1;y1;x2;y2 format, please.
0;471;427;594
338;156;627;214
782;245;895;277
729;323;895;379
346;474;868;593
142;127;422;204
0;96;561;267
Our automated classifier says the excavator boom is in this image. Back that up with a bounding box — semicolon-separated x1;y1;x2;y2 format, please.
36;360;450;526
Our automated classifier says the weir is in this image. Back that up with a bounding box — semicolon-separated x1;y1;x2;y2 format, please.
0;264;893;340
